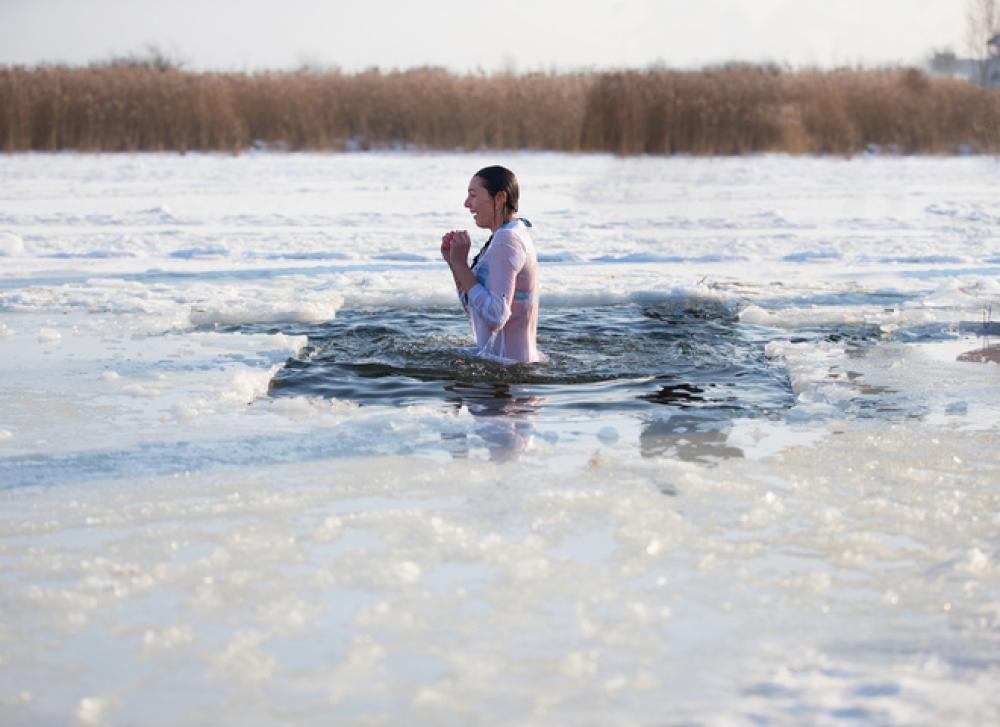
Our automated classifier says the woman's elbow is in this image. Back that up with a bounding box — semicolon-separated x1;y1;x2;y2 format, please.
480;300;512;331
469;287;511;330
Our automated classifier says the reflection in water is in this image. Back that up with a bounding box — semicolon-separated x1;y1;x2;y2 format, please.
254;305;799;463
640;380;706;407
640;414;744;462
442;382;544;462
957;319;1000;363
957;338;1000;364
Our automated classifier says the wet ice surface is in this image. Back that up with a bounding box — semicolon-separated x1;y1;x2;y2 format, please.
1;152;999;724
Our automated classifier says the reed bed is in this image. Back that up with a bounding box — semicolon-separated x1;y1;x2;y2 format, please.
1;63;998;154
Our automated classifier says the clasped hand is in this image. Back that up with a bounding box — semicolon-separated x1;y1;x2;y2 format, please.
441;230;472;268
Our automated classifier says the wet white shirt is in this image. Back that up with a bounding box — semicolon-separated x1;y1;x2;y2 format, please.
461;218;540;363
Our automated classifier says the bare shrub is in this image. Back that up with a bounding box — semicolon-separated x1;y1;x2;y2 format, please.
1;63;998;155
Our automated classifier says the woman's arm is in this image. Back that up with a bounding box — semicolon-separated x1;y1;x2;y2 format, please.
441;231;458;285
463;233;525;331
447;230;480;294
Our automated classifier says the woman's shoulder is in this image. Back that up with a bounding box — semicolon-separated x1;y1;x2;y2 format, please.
494;219;533;246
488;223;534;269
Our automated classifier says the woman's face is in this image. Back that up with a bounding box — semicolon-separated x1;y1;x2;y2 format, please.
464;176;498;230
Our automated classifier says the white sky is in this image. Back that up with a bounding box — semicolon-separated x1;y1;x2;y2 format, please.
0;0;970;72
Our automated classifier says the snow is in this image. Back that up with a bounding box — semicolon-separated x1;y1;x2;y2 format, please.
0;151;999;724
0;231;24;256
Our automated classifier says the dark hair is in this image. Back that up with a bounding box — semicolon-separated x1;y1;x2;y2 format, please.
470;166;519;271
474;165;519;222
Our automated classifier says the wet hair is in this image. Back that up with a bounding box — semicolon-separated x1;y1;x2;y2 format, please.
470;165;519;270
475;165;518;223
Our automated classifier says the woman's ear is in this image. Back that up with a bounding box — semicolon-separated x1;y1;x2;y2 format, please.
495;190;507;212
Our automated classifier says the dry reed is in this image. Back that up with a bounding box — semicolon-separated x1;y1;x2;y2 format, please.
1;63;998;154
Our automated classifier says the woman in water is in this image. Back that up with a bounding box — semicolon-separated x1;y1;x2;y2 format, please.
441;165;540;363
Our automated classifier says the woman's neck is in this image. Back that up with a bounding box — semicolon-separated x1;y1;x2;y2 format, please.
490;215;516;232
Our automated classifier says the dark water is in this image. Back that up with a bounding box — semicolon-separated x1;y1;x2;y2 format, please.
191;300;945;465
237;303;799;420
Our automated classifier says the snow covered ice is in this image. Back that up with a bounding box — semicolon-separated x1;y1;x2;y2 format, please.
1;152;999;724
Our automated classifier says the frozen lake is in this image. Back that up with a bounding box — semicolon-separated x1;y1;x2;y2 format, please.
1;152;999;724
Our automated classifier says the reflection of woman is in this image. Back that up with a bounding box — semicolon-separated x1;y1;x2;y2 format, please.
443;381;543;462
441;166;540;363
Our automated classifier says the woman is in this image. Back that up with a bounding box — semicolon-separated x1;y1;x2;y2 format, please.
441;165;540;364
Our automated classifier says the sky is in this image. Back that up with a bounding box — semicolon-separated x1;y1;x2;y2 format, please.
0;0;971;73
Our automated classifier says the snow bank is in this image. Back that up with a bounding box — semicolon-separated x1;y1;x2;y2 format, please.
191;297;343;326
0;232;24;256
2;152;1000;725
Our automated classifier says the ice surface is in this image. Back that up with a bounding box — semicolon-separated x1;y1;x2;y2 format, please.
1;152;999;724
0;231;24;256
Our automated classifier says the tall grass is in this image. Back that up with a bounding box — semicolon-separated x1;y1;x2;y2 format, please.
1;63;998;154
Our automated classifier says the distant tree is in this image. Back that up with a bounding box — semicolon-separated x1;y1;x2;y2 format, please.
107;44;185;72
929;48;957;75
965;0;1000;84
